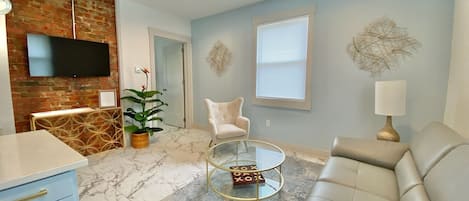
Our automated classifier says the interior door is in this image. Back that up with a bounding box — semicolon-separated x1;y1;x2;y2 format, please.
155;37;185;128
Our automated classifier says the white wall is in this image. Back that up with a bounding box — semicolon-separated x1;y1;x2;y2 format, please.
0;15;16;135
444;0;469;138
115;0;191;91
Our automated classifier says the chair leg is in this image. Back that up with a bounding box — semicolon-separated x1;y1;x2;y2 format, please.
243;141;248;152
209;139;217;157
208;139;213;148
212;146;216;158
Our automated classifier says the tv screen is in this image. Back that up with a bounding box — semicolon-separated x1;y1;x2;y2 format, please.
27;33;110;77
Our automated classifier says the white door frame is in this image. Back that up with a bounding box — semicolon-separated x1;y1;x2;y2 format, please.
148;27;193;128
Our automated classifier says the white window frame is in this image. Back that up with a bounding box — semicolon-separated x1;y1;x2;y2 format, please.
252;8;314;110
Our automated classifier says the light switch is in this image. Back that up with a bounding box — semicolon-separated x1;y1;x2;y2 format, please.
135;66;142;73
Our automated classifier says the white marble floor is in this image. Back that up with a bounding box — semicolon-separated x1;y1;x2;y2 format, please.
77;128;325;201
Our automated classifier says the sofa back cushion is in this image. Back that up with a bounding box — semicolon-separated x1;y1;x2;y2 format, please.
423;145;469;201
409;122;465;177
395;151;422;197
331;137;408;170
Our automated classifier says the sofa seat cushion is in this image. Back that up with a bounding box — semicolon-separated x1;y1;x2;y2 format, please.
308;181;391;201
318;157;399;201
215;124;247;139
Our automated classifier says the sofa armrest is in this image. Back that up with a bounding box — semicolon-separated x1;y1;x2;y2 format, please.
236;116;250;135
331;137;409;169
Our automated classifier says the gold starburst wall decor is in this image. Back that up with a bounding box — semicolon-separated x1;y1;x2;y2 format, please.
207;40;232;76
347;17;421;76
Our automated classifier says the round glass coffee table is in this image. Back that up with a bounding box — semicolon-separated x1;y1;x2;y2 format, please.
206;140;286;200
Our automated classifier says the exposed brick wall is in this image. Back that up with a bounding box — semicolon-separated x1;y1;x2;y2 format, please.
6;0;119;132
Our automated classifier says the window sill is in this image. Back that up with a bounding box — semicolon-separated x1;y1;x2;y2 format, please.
252;97;311;110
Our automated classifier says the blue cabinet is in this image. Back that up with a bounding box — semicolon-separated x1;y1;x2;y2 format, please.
0;171;79;201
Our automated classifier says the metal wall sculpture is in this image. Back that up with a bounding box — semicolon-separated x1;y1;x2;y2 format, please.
347;17;421;76
31;108;125;156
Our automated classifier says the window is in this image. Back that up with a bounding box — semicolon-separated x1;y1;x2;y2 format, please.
253;8;313;110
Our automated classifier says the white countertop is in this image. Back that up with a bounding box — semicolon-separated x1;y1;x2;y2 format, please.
0;130;88;190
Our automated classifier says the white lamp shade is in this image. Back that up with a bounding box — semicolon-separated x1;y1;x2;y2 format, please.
375;80;407;116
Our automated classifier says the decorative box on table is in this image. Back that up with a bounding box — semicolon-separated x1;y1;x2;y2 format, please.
230;165;265;186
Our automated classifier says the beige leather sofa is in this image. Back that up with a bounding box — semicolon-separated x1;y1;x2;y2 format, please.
308;122;469;201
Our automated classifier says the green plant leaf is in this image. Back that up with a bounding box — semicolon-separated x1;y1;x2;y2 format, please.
122;87;167;135
145;127;163;136
147;117;163;122
145;98;164;103
149;127;163;132
146;106;164;115
121;96;143;104
135;113;146;122
124;125;139;133
124;89;145;98
147;108;163;117
143;90;162;98
126;107;137;114
123;112;136;119
153;103;168;108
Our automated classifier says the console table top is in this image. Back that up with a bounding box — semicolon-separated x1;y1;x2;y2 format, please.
31;107;95;118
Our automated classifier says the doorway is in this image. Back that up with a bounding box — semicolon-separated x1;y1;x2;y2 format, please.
155;37;185;127
149;28;193;129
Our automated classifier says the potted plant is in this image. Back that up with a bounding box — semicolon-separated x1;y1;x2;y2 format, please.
121;67;167;148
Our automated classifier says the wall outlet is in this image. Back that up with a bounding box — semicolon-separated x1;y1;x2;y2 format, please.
266;120;271;127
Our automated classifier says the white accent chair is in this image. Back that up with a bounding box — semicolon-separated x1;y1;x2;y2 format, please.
204;97;250;147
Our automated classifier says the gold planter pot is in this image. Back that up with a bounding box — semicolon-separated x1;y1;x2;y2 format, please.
131;132;149;148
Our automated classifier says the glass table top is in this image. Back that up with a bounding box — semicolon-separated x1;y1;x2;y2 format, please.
207;140;286;172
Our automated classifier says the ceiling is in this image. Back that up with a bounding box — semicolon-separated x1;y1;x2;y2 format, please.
131;0;264;20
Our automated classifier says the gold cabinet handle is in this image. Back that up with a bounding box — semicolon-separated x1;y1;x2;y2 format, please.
15;189;48;201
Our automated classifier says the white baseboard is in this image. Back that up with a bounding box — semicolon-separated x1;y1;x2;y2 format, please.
190;124;330;160
190;124;208;131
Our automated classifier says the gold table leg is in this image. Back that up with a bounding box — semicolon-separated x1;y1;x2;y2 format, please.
256;174;260;201
206;159;209;193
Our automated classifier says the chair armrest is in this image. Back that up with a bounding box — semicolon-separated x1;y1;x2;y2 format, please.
208;118;218;135
331;137;409;169
236;116;250;135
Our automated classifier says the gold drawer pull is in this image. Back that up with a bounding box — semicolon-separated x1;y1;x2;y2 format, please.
15;189;48;201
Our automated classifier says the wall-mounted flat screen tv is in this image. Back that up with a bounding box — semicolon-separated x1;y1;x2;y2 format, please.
27;33;110;77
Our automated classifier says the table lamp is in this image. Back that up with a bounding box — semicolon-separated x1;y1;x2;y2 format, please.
0;0;12;15
375;80;406;142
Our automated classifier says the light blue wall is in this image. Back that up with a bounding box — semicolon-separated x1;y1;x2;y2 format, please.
191;0;454;150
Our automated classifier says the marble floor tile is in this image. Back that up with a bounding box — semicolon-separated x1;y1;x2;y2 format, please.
77;128;325;201
78;128;210;201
